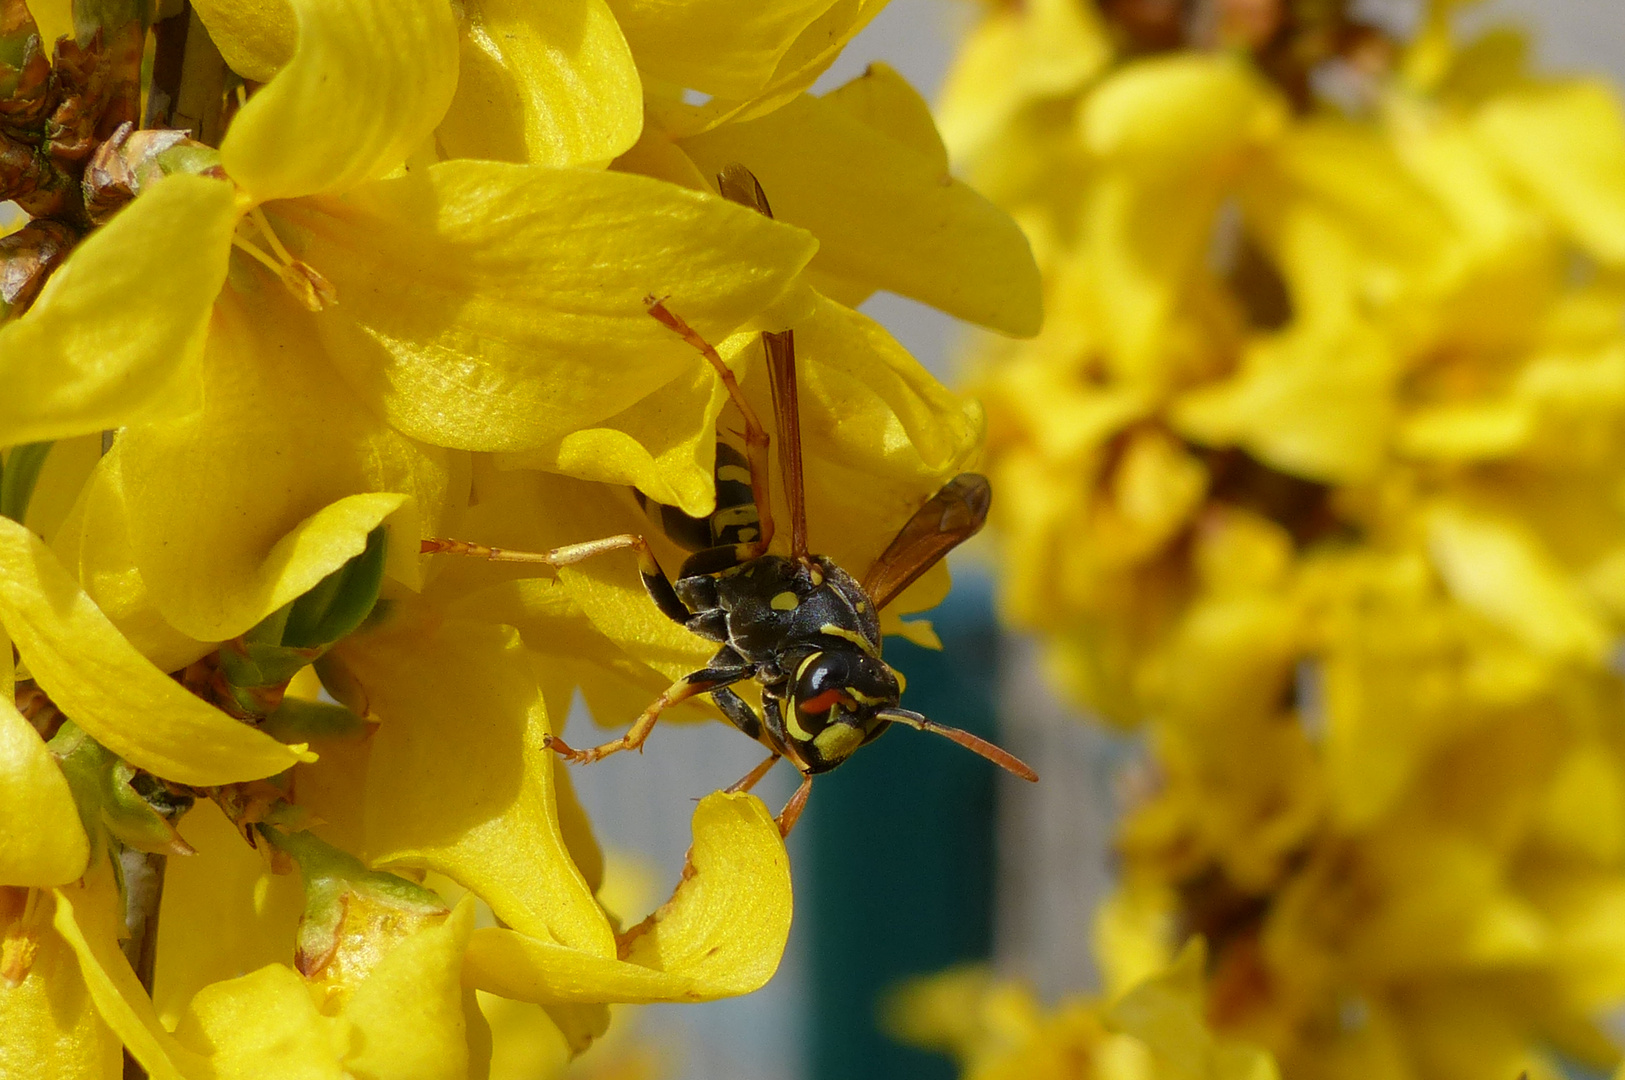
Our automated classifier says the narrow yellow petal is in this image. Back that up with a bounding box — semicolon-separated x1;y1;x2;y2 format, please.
0;175;235;447
681;87;1042;336
115;286;453;642
192;0;296;82
0;630;90;885
340;899;475;1080
606;0;835;100
340;614;615;958
52;880;213;1080
0;889;122;1079
220;0;457;201
286;161;817;453
438;0;642;168
0;517;309;786
464;792;789;1004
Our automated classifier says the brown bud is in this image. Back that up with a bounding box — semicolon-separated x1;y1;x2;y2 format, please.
0;218;76;315
82;121;194;223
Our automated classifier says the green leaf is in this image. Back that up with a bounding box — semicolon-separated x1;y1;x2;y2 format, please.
1;441;53;523
280;525;388;649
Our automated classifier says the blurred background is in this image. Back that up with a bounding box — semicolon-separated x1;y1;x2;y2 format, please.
565;3;1625;1078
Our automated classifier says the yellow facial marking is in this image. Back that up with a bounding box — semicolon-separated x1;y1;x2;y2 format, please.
813;722;863;761
809;565;824;587
771;591;799;611
847;688;886;707
796;653;822;681
717;465;753;484
820;623;879;658
785;704;815;742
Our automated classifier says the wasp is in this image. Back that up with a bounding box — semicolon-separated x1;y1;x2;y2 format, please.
422;165;1037;835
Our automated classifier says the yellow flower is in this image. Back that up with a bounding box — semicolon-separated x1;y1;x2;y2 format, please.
892;943;1278;1080
947;1;1625;1076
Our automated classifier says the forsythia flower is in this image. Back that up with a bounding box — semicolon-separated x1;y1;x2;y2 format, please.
1;0;1038;1076
945;1;1625;1078
893;942;1278;1080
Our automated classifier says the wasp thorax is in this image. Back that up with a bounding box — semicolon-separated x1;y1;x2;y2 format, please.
786;648;900;770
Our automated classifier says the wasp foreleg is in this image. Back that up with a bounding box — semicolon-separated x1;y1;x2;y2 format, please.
420;532;690;627
545;660;750;765
777;773;813;837
725;751;782;794
709;685;764;740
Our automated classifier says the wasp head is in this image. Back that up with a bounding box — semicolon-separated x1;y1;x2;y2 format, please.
782;647;901;772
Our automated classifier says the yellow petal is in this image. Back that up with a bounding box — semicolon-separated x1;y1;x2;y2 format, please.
23;0;70;52
172;963;344;1080
680;86;1042;336
286;160;817;454
192;0;296;82
1476;80;1625;265
341;898;475;1080
438;0;641;168
607;0;835;100
0;889;122;1079
936;0;1110;168
463;791;789;1003
0;174;235;447
1427;502;1612;664
496;352;728;519
0;517;309;786
152;800;305;1030
0;619;89;886
1172;322;1396;484
646;0;887;136
1081;54;1282;175
48;450;216;675
339;613;615;957
53;878;213;1080
220;0;457;202
115;285;455;642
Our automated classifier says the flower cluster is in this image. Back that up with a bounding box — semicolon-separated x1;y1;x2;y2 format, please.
935;0;1625;1077
0;0;1038;1074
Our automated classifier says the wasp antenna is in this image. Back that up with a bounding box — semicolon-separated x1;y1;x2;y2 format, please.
879;709;1038;782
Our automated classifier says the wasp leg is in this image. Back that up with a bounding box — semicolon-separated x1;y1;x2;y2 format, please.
725;752;782;794
710;684;763;740
646;297;775;558
545;662;750;765
420;533;690;627
776;773;813;837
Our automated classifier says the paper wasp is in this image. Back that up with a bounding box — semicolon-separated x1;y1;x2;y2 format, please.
422;165;1037;835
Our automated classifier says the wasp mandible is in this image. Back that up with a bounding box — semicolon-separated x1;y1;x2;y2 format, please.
422;165;1037;835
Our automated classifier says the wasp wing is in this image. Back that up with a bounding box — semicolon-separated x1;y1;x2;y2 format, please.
763;328;807;557
716;164;810;557
863;474;991;611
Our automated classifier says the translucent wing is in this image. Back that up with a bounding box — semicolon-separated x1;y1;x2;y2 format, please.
717;164;809;556
863;474;991;611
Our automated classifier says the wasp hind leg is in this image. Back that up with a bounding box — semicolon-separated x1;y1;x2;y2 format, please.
545;652;750;765
646;298;775;559
420;532;690;627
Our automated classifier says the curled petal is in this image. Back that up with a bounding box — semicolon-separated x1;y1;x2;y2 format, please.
115;286;451;642
0;518;310;786
0;175;235;447
464;792;790;1004
340;614;615;958
438;0;642;167
221;0;457;201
